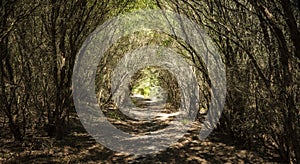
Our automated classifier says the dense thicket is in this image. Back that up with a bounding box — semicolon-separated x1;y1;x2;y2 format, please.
0;0;299;163
155;0;300;162
0;0;131;140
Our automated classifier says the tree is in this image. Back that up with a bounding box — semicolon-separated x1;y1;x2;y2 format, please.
0;0;38;141
156;0;300;162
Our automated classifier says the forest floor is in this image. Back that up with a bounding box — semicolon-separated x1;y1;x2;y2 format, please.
0;97;279;163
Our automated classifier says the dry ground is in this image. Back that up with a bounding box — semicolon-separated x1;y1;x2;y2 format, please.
0;99;279;163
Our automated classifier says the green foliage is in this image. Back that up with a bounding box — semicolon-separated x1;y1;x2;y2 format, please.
108;0;158;16
131;67;162;98
122;0;158;13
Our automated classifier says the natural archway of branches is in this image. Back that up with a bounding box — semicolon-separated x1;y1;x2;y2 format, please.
0;0;299;163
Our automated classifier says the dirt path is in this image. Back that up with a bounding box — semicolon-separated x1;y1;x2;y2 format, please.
1;98;274;163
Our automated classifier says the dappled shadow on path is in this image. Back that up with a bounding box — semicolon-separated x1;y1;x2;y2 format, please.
1;98;274;163
1;117;272;163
